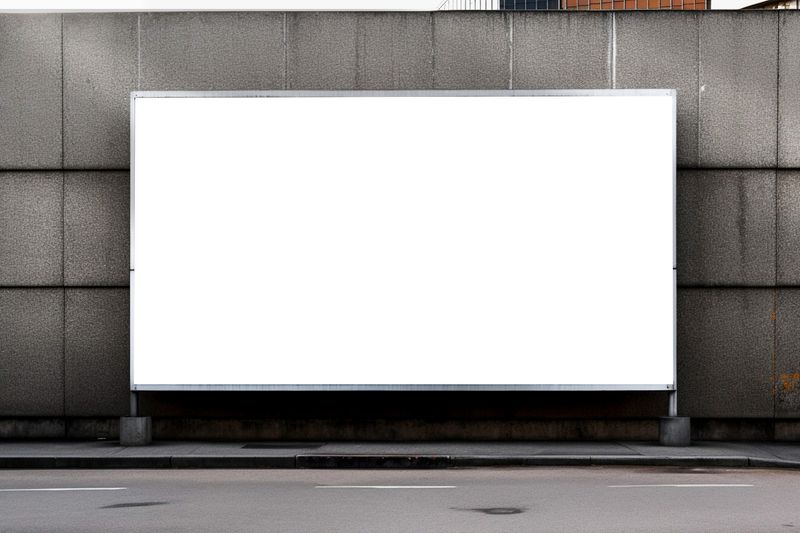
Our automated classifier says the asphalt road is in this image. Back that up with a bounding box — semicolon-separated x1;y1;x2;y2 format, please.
1;467;799;532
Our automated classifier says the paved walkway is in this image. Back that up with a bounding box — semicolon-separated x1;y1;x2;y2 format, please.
2;440;800;468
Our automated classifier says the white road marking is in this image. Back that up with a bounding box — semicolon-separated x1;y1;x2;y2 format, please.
315;485;456;489
608;484;753;488
0;487;127;493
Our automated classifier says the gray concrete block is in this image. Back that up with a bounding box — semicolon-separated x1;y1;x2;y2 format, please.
615;12;698;167
433;12;509;89
64;172;129;286
698;12;778;168
677;288;774;418
0;14;62;169
140;12;284;91
659;417;691;447
0;14;61;169
63;14;137;169
288;13;432;90
65;289;129;417
0;172;63;286
120;417;151;446
776;289;800;418
0;289;64;416
355;13;433;90
513;12;610;90
286;13;358;90
779;13;800;168
677;170;775;286
778;171;800;285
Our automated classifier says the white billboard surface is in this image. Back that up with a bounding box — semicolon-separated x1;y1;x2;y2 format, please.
132;91;675;390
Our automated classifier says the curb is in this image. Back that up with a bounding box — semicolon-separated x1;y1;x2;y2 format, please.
0;454;799;469
296;454;450;469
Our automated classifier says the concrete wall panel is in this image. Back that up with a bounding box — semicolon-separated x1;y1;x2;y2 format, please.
0;289;64;416
777;289;800;418
0;14;62;169
513;12;610;90
0;172;63;286
779;13;800;168
677;288;774;418
433;12;509;89
63;14;137;169
778;171;800;285
698;12;778;168
140;12;284;90
64;289;129;416
615;12;698;167
286;13;358;90
355;13;433;90
677;170;775;286
287;13;433;90
64;171;129;286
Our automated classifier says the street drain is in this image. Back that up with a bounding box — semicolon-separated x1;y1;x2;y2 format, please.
455;507;526;515
242;442;323;449
101;502;169;509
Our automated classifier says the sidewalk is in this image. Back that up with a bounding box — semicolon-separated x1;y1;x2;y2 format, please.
2;440;800;469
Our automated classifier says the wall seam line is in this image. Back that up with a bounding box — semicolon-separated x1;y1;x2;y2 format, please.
137;13;141;90
430;12;436;89
696;12;701;167
508;11;513;90
60;14;65;171
775;14;781;289
773;13;780;421
283;12;287;90
611;13;616;89
60;13;67;428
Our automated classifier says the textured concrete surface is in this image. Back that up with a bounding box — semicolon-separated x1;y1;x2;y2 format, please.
513;12;610;90
659;417;691;446
140;12;284;91
120;417;151;446
433;12;509;89
0;290;64;416
287;13;433;90
615;12;698;167
63;14;137;169
1;11;800;430
0;419;66;439
0;14;62;169
698;12;778;168
779;13;800;168
354;13;433;90
677;289;774;418
677;170;775;286
64;289;129;416
778;171;800;285
64;171;129;286
0;172;63;286
287;13;359;90
776;290;800;418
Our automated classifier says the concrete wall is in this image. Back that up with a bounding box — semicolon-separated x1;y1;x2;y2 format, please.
1;11;799;439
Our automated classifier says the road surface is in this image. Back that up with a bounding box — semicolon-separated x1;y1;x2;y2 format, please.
1;467;799;532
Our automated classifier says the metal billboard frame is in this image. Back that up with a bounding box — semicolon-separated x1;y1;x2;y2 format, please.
130;89;676;396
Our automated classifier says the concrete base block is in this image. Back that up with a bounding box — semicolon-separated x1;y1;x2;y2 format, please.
660;416;691;446
119;416;151;446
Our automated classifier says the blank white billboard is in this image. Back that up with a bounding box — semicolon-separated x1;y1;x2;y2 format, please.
131;90;674;390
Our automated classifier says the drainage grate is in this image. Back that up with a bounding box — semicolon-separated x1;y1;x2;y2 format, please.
242;442;324;450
